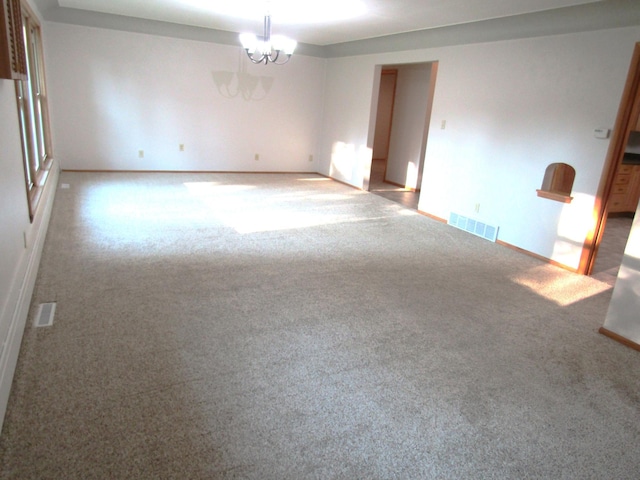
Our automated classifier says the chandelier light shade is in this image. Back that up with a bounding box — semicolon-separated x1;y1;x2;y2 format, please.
240;15;297;65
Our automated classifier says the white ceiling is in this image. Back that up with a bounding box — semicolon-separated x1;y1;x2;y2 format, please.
56;0;603;46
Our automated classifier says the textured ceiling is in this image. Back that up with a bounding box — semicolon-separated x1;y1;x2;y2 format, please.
55;0;602;45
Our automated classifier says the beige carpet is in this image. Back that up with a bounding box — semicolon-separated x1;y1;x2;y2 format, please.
1;172;639;479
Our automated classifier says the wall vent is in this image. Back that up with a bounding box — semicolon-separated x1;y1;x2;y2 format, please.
35;302;56;327
448;212;499;242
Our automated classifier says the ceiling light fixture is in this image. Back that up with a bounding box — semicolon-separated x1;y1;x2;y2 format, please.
239;15;296;65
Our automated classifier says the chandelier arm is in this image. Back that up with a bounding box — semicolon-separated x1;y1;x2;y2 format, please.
245;50;267;64
272;53;292;65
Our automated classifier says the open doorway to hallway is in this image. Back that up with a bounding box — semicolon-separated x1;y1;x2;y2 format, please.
369;158;420;209
367;62;438;210
591;214;635;285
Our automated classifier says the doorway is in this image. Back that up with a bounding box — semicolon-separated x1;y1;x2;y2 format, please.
367;62;438;210
591;214;635;284
582;43;640;279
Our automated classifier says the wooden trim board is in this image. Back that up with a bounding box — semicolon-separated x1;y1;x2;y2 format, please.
599;327;640;353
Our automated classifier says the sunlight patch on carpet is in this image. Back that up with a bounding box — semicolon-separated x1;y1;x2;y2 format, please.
230;210;340;233
510;265;612;306
183;182;255;194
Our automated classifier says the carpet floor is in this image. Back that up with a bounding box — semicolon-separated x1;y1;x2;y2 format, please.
0;172;638;479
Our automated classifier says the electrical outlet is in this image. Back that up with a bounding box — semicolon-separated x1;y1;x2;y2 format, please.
138;150;144;158
255;153;260;161
309;154;314;163
475;203;480;213
179;144;185;152
441;120;446;129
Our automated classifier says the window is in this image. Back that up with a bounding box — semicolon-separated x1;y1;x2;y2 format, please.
14;2;52;221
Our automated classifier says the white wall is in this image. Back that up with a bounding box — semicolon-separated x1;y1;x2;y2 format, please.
321;55;380;188
385;63;433;189
603;200;640;345
0;10;59;429
44;23;327;172
318;27;640;270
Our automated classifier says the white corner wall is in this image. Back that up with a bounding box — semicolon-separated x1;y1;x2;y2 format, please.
320;55;380;189
44;23;327;172
319;27;640;270
603;199;640;345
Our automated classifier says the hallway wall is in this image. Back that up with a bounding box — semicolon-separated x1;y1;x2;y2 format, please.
44;22;327;173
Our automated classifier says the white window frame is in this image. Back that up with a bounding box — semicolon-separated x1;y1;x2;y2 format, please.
15;1;52;221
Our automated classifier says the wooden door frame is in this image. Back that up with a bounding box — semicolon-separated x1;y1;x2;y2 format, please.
579;42;640;275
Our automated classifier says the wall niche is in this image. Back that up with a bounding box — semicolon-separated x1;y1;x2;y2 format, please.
537;163;575;203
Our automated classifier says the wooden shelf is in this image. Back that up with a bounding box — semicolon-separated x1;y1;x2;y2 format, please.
536;189;573;203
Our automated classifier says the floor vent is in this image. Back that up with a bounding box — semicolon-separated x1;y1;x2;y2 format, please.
35;302;56;327
448;212;499;242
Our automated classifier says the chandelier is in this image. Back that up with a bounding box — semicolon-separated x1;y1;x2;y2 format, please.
239;15;297;65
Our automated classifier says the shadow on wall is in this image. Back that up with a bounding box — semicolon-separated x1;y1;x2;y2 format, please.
211;70;274;101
